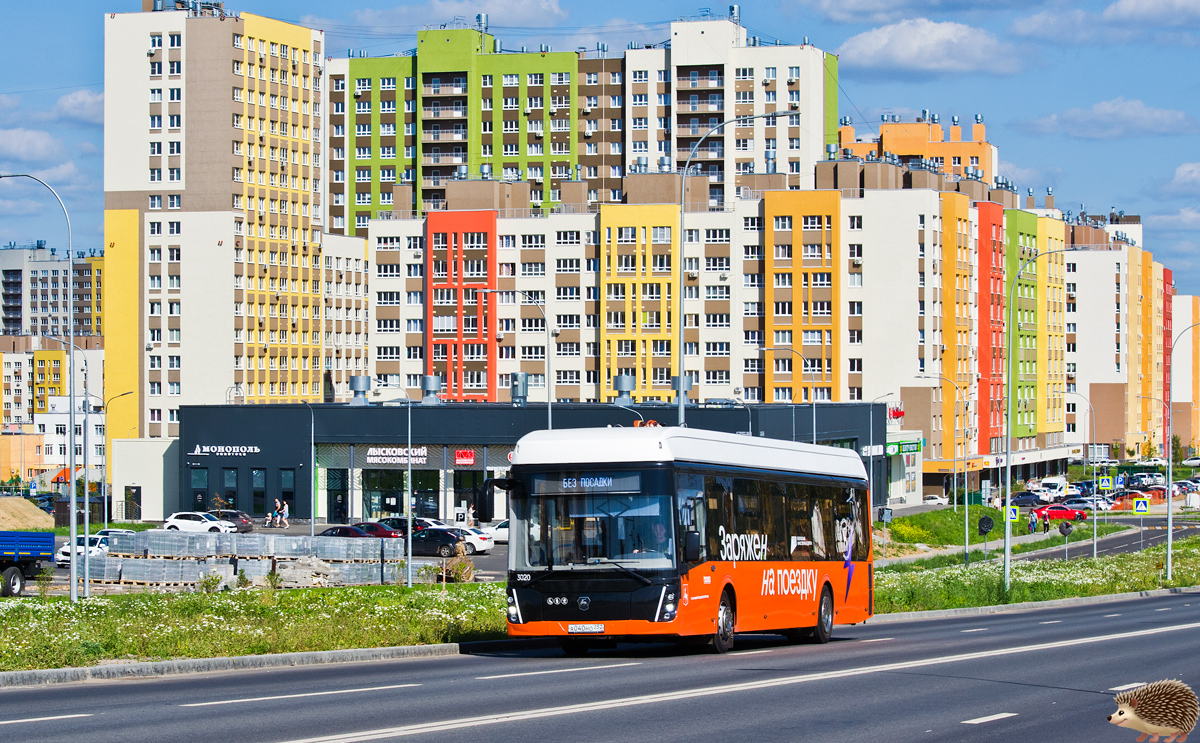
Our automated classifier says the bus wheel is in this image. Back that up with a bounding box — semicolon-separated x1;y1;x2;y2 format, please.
561;640;590;657
811;586;834;644
712;590;736;654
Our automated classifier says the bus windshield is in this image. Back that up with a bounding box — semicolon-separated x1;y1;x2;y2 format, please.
511;470;675;572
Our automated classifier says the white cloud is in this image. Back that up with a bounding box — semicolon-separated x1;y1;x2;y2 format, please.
836;19;1020;78
1020;97;1196;138
0;198;45;216
997;159;1063;190
1167;162;1200;192
1103;0;1200;26
48;90;103;126
0;129;63;162
1148;207;1200;229
1009;8;1121;43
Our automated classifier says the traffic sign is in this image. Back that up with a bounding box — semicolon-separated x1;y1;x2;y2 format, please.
1134;498;1149;514
1117;475;1126;488
1099;476;1113;491
1008;506;1019;522
978;515;994;536
1059;521;1073;537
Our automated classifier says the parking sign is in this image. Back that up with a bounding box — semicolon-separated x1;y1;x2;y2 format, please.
1008;505;1019;522
1116;475;1126;489
1134;498;1149;515
1099;476;1113;491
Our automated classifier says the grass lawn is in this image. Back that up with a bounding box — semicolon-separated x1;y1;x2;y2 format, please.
879;522;1129;572
875;534;1200;613
0;583;507;672
29;522;160;537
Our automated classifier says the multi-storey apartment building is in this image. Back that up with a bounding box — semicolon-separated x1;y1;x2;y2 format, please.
325;11;839;239
0;243;104;337
103;1;370;458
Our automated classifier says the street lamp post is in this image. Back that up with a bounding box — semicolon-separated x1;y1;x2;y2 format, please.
761;347;818;443
677;111;792;427
1004;246;1080;590
98;391;135;530
482;288;552;430
2;173;76;601
1166;321;1200;580
920;374;966;564
1066;390;1098;559
869;393;893;513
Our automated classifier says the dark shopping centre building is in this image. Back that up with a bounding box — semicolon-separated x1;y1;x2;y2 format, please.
167;400;892;525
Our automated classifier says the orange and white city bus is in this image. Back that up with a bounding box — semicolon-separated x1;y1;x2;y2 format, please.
495;426;873;654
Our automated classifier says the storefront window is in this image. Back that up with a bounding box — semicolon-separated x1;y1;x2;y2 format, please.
223;468;238;511
190;467;208;510
280;469;295;518
251;468;266;516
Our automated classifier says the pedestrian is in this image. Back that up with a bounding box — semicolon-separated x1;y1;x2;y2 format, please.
1029;512;1037;535
280;500;290;528
466;505;476;528
271;498;282;528
1042;514;1050;534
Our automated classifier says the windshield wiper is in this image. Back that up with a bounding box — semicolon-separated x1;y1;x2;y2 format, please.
586;558;653;585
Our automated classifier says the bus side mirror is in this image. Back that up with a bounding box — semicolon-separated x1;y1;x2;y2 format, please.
684;531;701;563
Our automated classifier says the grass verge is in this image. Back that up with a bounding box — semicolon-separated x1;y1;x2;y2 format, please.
0;583;506;672
876;534;1200;613
29;522;160;537
880;523;1129;573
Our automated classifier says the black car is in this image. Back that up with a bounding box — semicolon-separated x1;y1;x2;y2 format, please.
208;509;254;533
317;526;370;538
376;517;427;536
1011;492;1045;507
410;528;463;557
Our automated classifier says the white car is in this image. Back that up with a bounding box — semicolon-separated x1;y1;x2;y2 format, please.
429;526;494;555
56;535;109;568
483;520;509;544
922;494;949;507
1182;457;1200;468
1140;458;1168;468
163;512;237;533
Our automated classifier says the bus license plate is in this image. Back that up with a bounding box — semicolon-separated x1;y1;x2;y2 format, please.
568;623;605;634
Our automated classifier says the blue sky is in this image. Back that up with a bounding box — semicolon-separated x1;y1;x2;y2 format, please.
1;0;1197;289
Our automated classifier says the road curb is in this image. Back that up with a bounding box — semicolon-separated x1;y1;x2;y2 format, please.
870;584;1200;624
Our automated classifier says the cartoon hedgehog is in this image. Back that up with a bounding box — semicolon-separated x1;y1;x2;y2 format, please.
1108;679;1199;742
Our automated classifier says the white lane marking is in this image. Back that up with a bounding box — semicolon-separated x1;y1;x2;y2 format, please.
0;714;93;726
1105;614;1122;618
273;621;1200;743
961;628;988;633
860;638;894;643
1039;621;1061;625
475;662;640;681
180;683;420;707
734;650;772;655
962;713;1018;725
1156;608;1172;612
1110;683;1147;692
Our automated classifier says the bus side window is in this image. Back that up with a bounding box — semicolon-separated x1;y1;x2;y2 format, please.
704;476;732;559
854;488;870;561
786;482;815;561
676;472;706;562
763;479;788;560
809;487;834;560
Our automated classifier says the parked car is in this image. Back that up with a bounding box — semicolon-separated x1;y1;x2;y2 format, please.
1093;458;1120;468
208;509;254;533
1181;457;1200;468
354;522;404;538
429;526;493;555
56;535;110;568
96;528;135;537
483;520;509;544
922;494;949;506
1033;504;1089;521
1140;458;1168;468
1061;498;1097;511
409;528;463;557
1011;492;1044;508
163;512;237;533
316;526;370;538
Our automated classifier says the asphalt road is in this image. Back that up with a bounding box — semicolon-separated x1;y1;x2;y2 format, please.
6;593;1200;742
1023;516;1200;561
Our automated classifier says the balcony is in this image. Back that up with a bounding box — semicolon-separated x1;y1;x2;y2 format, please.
677;76;724;88
423;84;468;95
421;107;468;119
422;130;468;142
422;199;447;211
675;148;725;160
681;101;724;112
421;153;467;165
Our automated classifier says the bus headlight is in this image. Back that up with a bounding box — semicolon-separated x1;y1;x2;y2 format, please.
662;602;676;621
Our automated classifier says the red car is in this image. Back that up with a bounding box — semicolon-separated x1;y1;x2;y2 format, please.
1033;504;1088;521
353;522;404;538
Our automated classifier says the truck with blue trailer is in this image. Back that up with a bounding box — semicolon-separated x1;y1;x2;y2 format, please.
0;531;55;596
